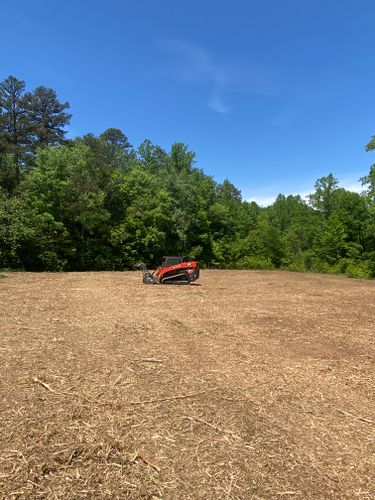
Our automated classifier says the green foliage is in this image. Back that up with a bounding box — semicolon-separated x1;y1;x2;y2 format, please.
308;173;339;218
111;166;174;267
361;165;375;201
365;135;375;152
21;143;113;270
345;260;373;279
0;75;70;182
0;76;29;155
284;258;307;273
25;86;71;151
1;75;375;279
235;256;275;270
0;153;19;193
316;214;348;262
0;189;36;269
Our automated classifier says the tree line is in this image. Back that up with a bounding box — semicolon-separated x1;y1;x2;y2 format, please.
1;75;374;278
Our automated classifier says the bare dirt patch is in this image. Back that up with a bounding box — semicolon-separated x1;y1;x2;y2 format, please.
0;270;374;499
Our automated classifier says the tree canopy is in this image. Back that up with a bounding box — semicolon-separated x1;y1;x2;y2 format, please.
0;75;374;279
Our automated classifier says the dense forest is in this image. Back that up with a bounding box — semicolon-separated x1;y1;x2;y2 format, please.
0;76;374;277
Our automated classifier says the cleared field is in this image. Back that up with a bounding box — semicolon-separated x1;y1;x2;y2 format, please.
0;270;374;499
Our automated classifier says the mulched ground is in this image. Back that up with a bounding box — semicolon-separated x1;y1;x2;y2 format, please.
0;270;374;499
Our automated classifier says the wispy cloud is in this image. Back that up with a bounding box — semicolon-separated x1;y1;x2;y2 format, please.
155;39;278;113
339;172;366;194
244;173;365;207
208;94;232;114
156;39;229;113
247;193;281;207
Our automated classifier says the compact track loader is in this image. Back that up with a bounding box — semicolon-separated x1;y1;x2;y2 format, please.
136;256;199;285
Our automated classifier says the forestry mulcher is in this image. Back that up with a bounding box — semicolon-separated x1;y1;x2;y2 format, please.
136;256;199;285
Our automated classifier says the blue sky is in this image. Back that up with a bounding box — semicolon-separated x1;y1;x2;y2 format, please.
1;0;375;205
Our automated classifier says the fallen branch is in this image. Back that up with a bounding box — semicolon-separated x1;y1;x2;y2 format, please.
33;377;56;394
137;453;160;472
134;358;164;363
337;409;374;424
182;416;242;440
32;377;76;396
276;492;299;496
130;390;207;406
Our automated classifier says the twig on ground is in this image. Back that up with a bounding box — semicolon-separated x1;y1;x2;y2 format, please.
182;416;242;440
4;450;28;464
137;453;160;472
134;358;164;363
276;492;299;496
130;452;160;472
226;474;235;498
337;409;374;424
32;377;56;394
130;390;208;405
32;377;76;396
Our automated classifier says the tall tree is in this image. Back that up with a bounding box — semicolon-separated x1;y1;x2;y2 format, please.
365;135;375;152
0;153;18;194
361;135;375;200
316;214;349;263
0;189;36;269
169;142;195;172
23;144;112;270
331;189;368;244
361;135;375;257
0;76;30;178
308;173;339;218
100;128;131;152
137;139;168;174
111;166;174;267
26;86;71;150
0;76;71;181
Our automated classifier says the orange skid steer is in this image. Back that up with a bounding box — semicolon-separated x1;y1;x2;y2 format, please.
136;256;199;285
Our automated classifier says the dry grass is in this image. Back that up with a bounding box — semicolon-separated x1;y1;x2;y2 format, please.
0;270;374;499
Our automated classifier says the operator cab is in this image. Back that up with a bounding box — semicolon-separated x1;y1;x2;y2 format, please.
160;256;191;267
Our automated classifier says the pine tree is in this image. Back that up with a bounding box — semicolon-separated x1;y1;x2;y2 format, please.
0;76;30;178
26;86;71;150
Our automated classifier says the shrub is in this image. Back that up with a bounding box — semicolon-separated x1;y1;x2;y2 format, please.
345;261;372;279
37;251;67;272
286;261;306;272
235;256;275;270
